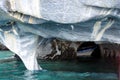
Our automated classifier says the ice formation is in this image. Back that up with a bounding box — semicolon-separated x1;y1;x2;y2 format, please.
0;0;120;70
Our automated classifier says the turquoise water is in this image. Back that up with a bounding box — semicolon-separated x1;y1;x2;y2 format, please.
0;51;14;59
0;51;118;80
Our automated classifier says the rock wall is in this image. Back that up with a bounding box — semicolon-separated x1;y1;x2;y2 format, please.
100;43;120;59
37;39;120;60
0;39;119;61
41;39;78;60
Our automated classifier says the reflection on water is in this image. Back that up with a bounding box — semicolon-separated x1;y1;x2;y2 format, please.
23;71;117;80
0;59;118;80
0;51;118;80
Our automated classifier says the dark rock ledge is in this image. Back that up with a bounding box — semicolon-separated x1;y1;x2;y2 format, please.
41;39;120;61
0;40;120;62
0;43;9;50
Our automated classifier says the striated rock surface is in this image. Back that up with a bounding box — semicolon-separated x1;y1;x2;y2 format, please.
0;0;120;70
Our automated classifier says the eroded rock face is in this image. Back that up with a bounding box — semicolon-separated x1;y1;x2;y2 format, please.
41;39;120;61
43;39;77;60
100;43;120;59
0;0;120;70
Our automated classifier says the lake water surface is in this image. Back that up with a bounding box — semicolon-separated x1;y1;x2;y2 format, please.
0;51;118;80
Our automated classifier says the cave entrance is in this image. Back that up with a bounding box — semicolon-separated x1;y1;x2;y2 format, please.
77;42;101;58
